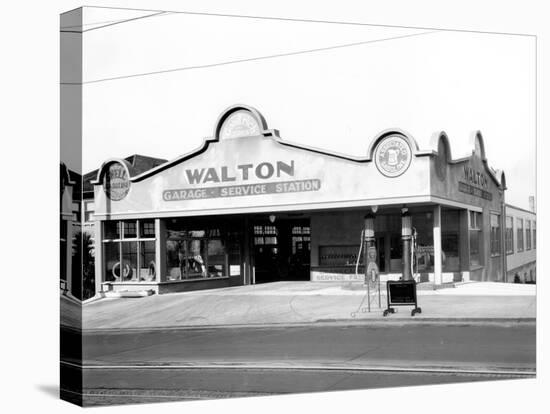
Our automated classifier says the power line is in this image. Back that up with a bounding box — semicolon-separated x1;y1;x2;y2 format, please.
61;30;437;85
60;11;170;33
80;5;535;38
61;17;146;30
83;11;170;32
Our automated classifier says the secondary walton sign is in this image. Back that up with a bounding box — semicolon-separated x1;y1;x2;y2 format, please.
162;160;321;201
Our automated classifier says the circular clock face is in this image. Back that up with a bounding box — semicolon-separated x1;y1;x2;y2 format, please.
219;110;261;140
374;135;412;178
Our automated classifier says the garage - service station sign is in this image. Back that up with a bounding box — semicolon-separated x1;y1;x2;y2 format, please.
162;160;321;201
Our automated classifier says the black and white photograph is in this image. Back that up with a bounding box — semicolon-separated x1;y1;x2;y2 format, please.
59;1;539;407
3;1;548;413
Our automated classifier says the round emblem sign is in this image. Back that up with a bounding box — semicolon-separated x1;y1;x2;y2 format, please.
219;110;261;140
374;135;412;177
104;162;130;201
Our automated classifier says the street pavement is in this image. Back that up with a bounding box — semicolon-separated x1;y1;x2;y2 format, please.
80;324;535;371
65;322;535;406
73;367;525;406
60;281;537;406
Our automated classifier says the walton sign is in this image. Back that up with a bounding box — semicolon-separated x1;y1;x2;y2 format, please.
184;160;296;184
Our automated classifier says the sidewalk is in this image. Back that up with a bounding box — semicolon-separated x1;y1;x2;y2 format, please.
78;281;536;331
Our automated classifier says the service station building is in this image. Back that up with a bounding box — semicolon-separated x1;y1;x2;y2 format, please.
91;104;509;295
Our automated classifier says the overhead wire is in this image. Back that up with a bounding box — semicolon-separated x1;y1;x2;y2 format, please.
60;11;171;33
79;5;534;37
61;30;438;85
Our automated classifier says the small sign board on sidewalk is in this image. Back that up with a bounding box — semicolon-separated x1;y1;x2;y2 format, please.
384;280;422;317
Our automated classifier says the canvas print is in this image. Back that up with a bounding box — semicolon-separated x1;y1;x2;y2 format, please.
60;5;536;407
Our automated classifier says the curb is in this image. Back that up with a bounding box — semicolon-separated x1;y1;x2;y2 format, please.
75;317;536;334
61;360;536;377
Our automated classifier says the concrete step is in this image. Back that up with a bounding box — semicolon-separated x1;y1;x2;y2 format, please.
104;290;155;298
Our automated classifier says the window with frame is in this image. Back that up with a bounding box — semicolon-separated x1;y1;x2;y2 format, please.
441;210;460;272
254;225;278;246
505;216;514;255
166;220;240;281
516;218;524;252
291;225;311;255
319;245;361;267
84;201;95;223
102;219;156;283
411;212;435;273
526;220;532;250
490;213;501;257
469;211;482;267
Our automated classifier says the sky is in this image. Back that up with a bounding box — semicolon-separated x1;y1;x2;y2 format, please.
61;6;536;210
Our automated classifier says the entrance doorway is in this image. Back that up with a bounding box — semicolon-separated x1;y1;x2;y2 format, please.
252;219;311;284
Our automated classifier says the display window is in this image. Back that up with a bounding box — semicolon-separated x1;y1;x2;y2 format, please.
165;219;242;281
411;212;434;273
102;219;156;283
441;210;460;272
526;220;532;250
505;216;514;255
469;211;482;267
490;213;501;257
516;218;524;252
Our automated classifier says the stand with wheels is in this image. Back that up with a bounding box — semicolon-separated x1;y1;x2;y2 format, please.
383;280;422;317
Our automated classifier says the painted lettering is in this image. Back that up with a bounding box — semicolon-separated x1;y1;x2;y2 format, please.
256;162;274;179
185;160;295;185
276;160;294;177
237;164;253;180
203;168;221;183
186;168;205;184
221;166;236;182
463;165;488;189
164;179;321;202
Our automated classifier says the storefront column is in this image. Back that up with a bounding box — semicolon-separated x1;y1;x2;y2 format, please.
433;205;443;285
458;210;470;282
155;219;166;283
93;220;103;295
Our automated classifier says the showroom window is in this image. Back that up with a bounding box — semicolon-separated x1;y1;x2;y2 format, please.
102;220;156;283
469;211;482;267
490;213;501;257
165;218;242;281
526;220;532;250
505;216;514;255
516;218;524;252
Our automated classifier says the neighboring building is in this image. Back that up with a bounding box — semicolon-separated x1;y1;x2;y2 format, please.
60;163;77;297
86;104;533;296
505;204;536;283
82;154;168;238
60;155;167;300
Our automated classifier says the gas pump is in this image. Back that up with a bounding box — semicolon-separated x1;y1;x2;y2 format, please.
351;214;382;317
411;227;418;282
